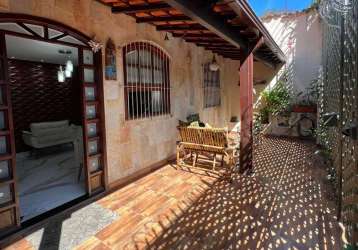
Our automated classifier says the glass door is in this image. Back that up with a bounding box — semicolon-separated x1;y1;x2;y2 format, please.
0;31;20;236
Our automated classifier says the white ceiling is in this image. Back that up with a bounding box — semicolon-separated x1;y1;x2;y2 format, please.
5;35;79;65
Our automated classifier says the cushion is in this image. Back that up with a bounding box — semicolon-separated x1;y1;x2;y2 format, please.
189;121;200;127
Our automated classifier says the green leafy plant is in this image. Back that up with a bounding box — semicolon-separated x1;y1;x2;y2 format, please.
260;80;291;116
255;70;292;132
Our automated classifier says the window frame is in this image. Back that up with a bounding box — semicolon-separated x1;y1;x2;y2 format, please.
203;63;221;108
123;42;170;120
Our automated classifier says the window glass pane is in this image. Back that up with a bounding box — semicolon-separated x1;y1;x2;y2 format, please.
140;67;152;84
152;91;162;114
0;86;3;105
0;59;4;80
126;50;138;65
89;156;100;172
0;161;9;179
88;140;98;155
87;123;97;137
24;23;44;37
214;71;220;87
154;69;163;84
0;23;32;35
48;28;64;39
0;136;7;155
84;68;94;83
83;50;94;65
126;65;139;84
85;87;95;101
86;105;96;119
0;111;5;130
153;54;163;69
58;35;86;46
139;50;152;67
0;185;11;205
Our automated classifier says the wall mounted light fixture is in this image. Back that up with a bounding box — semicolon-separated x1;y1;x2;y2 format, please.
209;55;219;71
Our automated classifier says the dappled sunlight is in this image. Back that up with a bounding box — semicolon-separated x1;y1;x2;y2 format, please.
110;136;343;249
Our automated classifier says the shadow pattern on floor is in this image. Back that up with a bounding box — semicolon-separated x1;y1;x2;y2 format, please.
125;136;343;249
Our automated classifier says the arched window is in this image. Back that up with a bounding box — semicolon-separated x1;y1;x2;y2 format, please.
203;63;221;108
123;42;170;120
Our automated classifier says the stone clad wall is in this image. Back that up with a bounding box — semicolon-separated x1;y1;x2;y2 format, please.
0;0;242;184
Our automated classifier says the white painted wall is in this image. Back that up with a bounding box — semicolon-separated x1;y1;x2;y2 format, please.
262;9;322;95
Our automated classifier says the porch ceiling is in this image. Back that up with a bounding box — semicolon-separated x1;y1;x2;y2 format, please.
98;0;285;67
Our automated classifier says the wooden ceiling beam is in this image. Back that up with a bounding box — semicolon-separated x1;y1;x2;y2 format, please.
156;24;206;31
196;42;234;47
209;48;240;52
183;37;224;43
214;52;240;58
164;0;248;51
136;16;192;23
112;3;173;14
203;45;238;49
172;33;218;38
214;53;241;57
207;48;240;52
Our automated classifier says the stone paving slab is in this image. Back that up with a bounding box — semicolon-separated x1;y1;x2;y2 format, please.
26;203;118;250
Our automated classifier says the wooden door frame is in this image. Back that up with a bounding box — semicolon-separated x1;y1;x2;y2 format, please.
0;13;108;235
0;30;20;236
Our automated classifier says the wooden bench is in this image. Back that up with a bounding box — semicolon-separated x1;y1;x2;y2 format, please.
176;127;239;179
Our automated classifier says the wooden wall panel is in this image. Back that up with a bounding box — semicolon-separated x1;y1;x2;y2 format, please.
8;59;81;152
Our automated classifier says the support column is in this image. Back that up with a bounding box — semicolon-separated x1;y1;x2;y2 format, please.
239;53;254;173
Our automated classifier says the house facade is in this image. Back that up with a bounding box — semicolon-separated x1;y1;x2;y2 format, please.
0;0;284;238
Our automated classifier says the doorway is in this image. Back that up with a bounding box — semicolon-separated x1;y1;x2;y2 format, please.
0;14;107;237
6;34;86;221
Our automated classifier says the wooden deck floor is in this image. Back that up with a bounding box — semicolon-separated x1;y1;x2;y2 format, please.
5;136;343;249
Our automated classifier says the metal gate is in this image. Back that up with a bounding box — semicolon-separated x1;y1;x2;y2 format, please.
318;0;357;245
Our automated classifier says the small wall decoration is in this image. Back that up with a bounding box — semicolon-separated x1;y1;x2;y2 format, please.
105;38;117;80
88;39;103;53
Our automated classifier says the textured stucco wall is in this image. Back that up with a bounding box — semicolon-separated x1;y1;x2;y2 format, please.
0;0;249;184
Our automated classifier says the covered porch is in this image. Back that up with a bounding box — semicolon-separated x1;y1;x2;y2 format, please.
0;0;354;248
0;0;285;239
3;136;343;249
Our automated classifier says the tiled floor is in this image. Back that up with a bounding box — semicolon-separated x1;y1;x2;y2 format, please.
4;136;343;249
16;146;86;221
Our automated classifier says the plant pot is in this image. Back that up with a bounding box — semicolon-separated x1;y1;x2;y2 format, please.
292;105;317;113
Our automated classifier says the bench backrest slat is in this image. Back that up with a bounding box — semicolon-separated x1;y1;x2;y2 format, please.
178;127;228;148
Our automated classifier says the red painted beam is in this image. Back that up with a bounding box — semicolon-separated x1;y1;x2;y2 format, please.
239;52;254;173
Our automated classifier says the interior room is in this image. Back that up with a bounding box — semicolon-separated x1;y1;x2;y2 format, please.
5;34;86;222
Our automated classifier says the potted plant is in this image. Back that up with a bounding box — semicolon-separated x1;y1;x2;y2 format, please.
259;80;291;121
292;79;318;113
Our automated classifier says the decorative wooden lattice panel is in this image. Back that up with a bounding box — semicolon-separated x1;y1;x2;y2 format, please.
319;0;358;245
